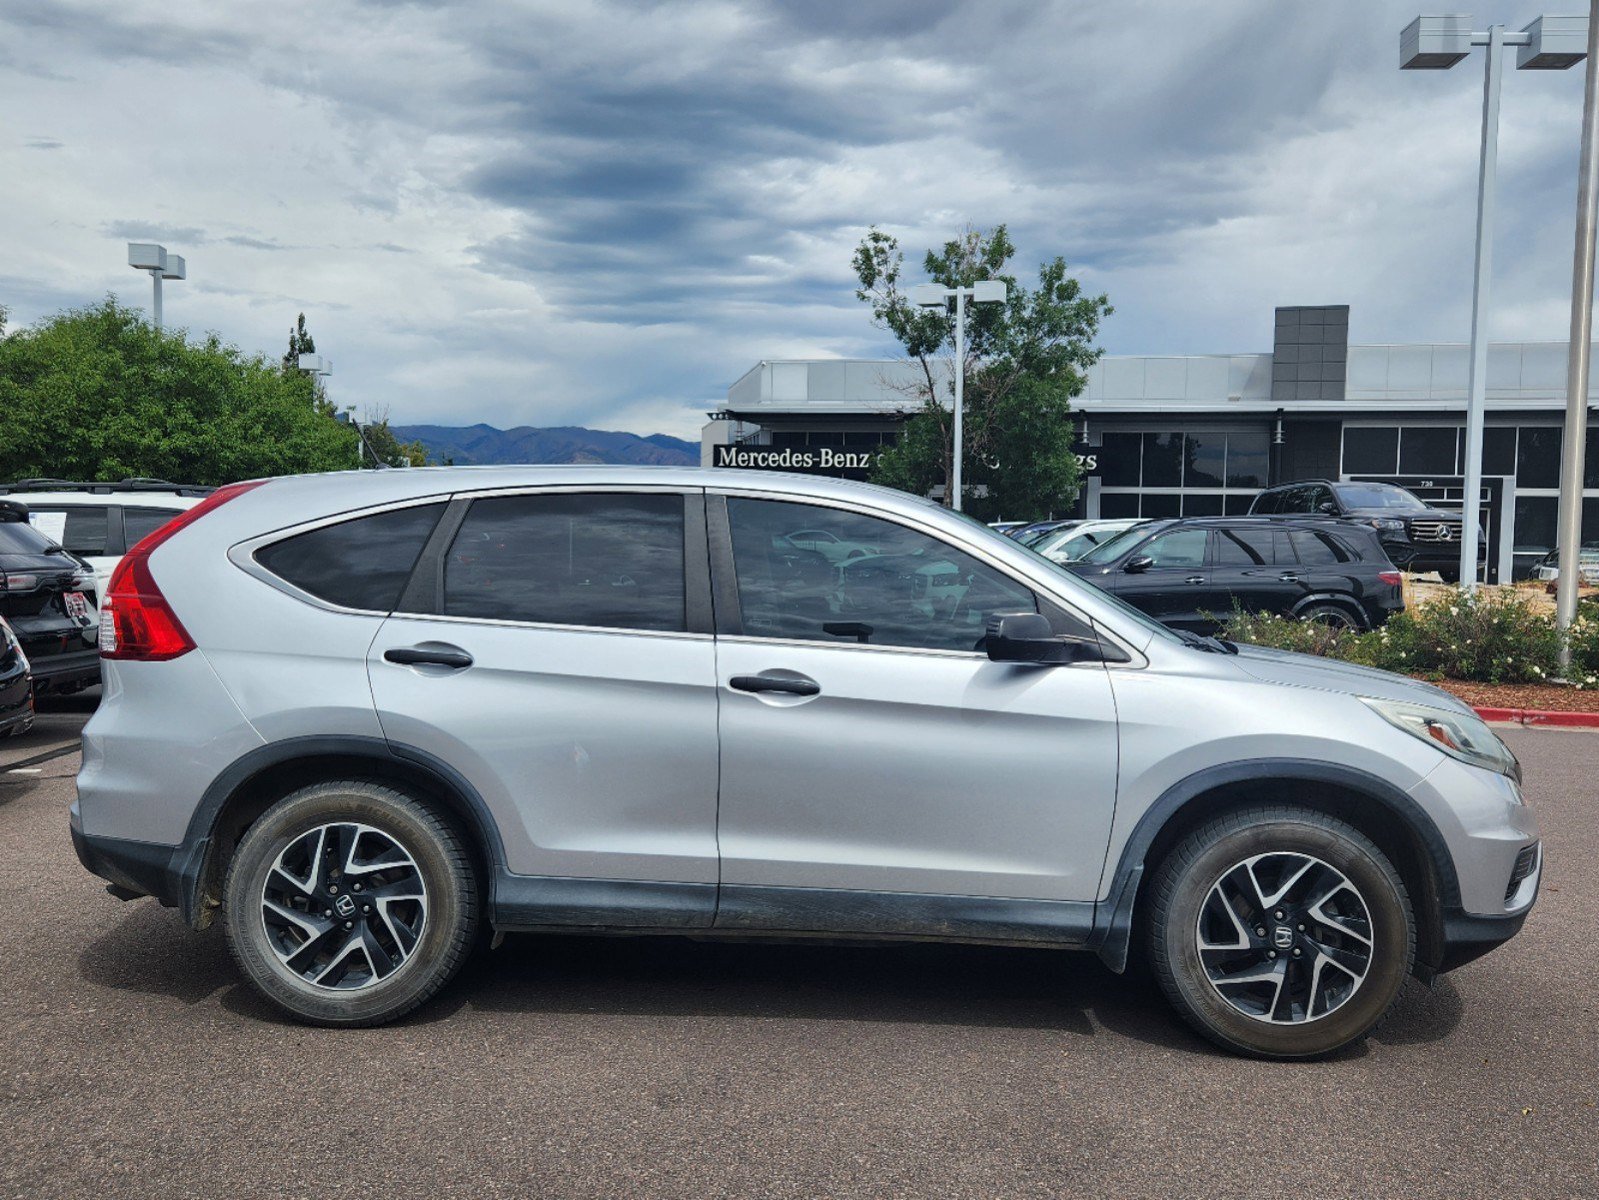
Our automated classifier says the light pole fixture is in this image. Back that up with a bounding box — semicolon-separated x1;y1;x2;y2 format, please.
1402;14;1588;590
911;279;1008;511
1557;1;1599;667
126;242;186;329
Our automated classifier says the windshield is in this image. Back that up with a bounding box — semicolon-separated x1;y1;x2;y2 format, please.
1334;483;1426;511
1079;525;1149;564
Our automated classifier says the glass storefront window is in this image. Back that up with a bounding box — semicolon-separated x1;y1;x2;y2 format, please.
1517;428;1562;489
1399;426;1458;476
1142;432;1183;488
1099;432;1142;487
1225;432;1269;489
1186;433;1225;488
1514;496;1558;554
1343;427;1399;475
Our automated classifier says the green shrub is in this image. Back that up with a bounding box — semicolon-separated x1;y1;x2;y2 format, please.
1568;603;1599;688
1217;589;1564;685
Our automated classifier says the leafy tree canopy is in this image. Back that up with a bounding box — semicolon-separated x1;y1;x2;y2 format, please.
0;297;359;486
853;225;1111;520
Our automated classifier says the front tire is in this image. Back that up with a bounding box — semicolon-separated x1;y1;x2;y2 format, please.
1146;806;1414;1059
223;779;480;1026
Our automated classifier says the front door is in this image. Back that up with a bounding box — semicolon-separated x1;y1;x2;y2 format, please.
367;488;720;926
1110;526;1213;630
710;494;1120;933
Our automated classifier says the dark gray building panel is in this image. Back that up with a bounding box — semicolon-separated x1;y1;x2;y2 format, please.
1272;305;1349;404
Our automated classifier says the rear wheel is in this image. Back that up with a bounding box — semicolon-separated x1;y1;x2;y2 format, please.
1146;805;1414;1059
1299;602;1362;631
223;779;480;1026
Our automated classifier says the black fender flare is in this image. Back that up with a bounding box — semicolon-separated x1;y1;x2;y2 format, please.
172;734;507;926
1087;757;1460;973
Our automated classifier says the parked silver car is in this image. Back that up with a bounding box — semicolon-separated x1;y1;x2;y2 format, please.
74;468;1540;1057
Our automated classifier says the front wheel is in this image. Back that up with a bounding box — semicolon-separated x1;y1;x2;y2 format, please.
1146;806;1414;1058
223;780;480;1026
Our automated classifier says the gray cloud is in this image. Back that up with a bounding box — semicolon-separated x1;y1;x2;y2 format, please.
2;1;1593;438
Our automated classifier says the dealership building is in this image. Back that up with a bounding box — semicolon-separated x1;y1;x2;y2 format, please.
704;305;1599;582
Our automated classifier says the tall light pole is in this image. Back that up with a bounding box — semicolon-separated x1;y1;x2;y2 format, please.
1402;14;1588;590
1557;2;1599;667
126;243;186;329
911;279;1008;511
300;354;358;466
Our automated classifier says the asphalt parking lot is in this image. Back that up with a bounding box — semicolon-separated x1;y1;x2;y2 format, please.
1;717;1594;1199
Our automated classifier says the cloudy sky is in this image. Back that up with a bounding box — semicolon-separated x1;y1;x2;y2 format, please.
1;1;1594;437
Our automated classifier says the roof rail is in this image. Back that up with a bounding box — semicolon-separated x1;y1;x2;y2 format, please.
0;478;216;497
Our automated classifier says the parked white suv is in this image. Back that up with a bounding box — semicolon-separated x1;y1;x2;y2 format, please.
0;479;210;598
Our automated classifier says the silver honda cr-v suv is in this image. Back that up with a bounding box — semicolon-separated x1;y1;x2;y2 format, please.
73;468;1541;1058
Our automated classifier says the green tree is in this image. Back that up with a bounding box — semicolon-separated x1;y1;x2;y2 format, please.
355;406;431;468
852;225;1111;520
282;311;316;370
0;297;357;485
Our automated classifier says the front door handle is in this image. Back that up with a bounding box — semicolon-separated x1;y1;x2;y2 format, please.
1278;573;1302;582
384;645;474;670
1185;575;1205;585
729;674;820;697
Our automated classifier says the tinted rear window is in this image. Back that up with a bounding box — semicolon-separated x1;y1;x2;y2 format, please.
257;503;446;611
443;493;686;631
123;507;185;546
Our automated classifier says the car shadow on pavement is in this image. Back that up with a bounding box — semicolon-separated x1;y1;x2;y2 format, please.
78;911;1464;1055
77;901;239;1007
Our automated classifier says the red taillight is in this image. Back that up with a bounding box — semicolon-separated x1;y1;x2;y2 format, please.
100;480;266;662
1378;570;1403;587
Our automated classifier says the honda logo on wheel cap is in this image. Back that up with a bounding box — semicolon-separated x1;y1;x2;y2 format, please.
334;893;357;918
1273;926;1294;950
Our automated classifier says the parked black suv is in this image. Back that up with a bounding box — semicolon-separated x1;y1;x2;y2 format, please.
1063;516;1403;632
1248;479;1482;582
0;501;100;693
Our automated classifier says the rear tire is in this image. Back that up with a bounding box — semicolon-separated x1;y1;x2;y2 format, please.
223;779;480;1026
1146;805;1414;1059
1298;602;1362;630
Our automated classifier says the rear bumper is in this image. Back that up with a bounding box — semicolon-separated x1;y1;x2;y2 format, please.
27;647;99;692
69;804;185;909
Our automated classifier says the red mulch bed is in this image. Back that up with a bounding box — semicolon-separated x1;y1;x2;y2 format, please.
1431;679;1599;714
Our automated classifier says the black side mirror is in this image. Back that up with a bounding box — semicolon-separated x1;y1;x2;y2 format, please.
985;611;1104;665
1124;555;1154;574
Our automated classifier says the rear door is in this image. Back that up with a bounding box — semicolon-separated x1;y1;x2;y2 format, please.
1209;526;1298;616
365;488;721;926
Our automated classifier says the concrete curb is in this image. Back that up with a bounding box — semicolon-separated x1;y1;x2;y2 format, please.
1474;706;1599;728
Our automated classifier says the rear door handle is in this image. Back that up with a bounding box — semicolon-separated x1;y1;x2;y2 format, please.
384;645;474;670
1184;575;1205;585
1279;573;1302;582
729;674;820;697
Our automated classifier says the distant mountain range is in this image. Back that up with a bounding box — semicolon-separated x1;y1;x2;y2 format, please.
392;423;697;467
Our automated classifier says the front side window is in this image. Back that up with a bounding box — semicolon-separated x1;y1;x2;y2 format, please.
1137;528;1209;568
258;503;447;611
726;497;1035;651
444;493;686;631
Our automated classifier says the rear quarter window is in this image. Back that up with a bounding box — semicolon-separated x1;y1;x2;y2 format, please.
256;503;447;612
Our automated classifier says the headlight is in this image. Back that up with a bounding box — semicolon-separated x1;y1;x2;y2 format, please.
1369;518;1406;534
1361;697;1521;785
